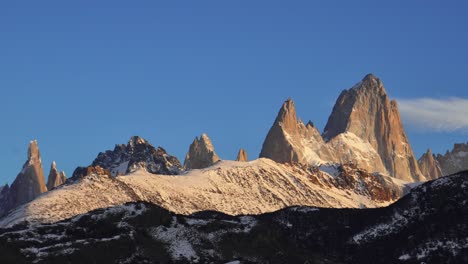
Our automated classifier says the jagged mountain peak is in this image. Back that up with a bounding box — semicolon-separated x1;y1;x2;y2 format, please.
275;98;298;132
306;120;314;128
260;75;423;181
236;148;248;162
46;161;66;190
351;73;386;95
27;140;41;163
128;135;148;147
0;140;47;217
452;142;468;152
199;133;216;150
426;148;433;156
435;142;468;175
322;74;423;181
184;133;221;170
89;136;183;176
418;149;443;180
260;98;328;164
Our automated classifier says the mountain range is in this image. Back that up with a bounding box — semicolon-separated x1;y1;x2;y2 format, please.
1;74;467;263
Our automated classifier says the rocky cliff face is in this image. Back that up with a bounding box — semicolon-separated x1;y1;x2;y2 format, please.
418;149;443;180
235;148;248;161
435;142;468;175
184;134;221;169
90;136;183;176
0;140;47;216
46;162;67;190
323;74;424;182
260;74;424;182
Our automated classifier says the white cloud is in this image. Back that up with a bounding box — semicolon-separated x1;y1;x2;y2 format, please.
397;97;468;132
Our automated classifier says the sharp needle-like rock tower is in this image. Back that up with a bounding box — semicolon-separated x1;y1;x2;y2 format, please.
46;161;67;190
418;149;443;180
0;140;48;215
236;148;248;162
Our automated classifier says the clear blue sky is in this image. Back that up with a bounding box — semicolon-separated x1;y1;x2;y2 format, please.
1;1;468;185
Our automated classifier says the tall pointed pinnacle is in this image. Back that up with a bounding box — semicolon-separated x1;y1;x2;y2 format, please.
323;74;424;181
418;149;443;180
236;148;248;162
274;98;299;135
47;161;66;190
260;98;311;164
184;133;221;170
6;140;47;211
28;140;41;164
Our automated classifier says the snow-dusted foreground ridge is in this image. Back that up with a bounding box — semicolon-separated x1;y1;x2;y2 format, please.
0;171;466;264
0;158;408;227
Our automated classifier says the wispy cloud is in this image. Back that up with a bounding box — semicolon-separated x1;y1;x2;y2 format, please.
397;97;468;132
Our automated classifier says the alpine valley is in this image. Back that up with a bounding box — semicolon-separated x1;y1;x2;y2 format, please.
1;74;467;264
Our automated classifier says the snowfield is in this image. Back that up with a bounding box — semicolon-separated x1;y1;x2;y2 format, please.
0;158;408;227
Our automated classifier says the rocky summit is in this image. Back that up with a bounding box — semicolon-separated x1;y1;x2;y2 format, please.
418;149;443;180
260;98;329;164
323;74;424;181
184;133;221;169
235;148;248;161
90;136;183;176
260;74;425;182
435;142;468;175
46;162;67;190
0;140;47;217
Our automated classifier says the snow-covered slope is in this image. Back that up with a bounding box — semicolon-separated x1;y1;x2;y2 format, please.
1;172;465;263
0;173;140;227
0;159;409;227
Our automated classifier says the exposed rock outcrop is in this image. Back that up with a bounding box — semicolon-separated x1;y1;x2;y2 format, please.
91;136;183;176
184;133;221;169
260;74;424;182
435;142;468;175
70;166;112;182
0;140;47;216
236;148;248;162
418;149;443;180
46;162;67;190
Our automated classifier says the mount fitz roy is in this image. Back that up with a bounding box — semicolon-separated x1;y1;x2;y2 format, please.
1;74;468;263
261;74;423;182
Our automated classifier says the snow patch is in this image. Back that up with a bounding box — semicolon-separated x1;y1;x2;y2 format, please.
319;165;340;177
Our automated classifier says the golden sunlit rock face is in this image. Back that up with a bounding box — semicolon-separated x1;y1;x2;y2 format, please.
1;141;48;215
418;149;443;180
236;148;248;162
184;133;221;169
261;74;425;182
